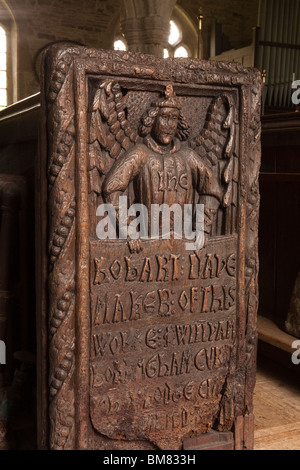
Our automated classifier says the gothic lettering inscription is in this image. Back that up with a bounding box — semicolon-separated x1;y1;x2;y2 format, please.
89;236;237;446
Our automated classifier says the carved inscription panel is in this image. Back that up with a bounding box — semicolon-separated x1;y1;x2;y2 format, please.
89;237;237;448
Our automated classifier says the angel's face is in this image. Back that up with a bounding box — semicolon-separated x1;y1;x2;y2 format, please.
153;107;179;146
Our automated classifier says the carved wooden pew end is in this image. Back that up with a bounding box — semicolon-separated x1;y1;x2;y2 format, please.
37;45;261;450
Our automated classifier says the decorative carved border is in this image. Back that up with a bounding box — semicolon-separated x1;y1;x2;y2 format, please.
39;45;261;450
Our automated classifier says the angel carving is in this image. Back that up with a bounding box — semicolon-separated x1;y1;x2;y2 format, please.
88;82;237;249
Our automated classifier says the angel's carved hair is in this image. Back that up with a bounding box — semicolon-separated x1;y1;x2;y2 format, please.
139;105;191;141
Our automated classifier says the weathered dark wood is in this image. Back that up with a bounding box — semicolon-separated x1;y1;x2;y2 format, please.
38;45;261;450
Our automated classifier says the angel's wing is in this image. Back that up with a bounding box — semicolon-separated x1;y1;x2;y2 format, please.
88;80;137;195
189;94;238;235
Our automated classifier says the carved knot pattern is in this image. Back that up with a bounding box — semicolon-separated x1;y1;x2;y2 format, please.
49;200;76;271
45;47;77;450
49;345;75;401
52;406;75;451
48;120;75;191
49;277;75;338
47;52;73;104
49;338;75;450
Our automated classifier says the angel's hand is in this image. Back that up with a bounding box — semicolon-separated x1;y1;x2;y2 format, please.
128;239;143;253
205;232;210;248
204;207;216;236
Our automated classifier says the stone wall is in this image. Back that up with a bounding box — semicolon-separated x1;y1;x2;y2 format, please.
2;0;122;100
177;0;259;59
0;0;259;102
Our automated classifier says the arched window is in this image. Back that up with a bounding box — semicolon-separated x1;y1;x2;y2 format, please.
164;20;190;59
0;26;7;110
174;45;189;58
114;38;127;51
169;20;181;47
